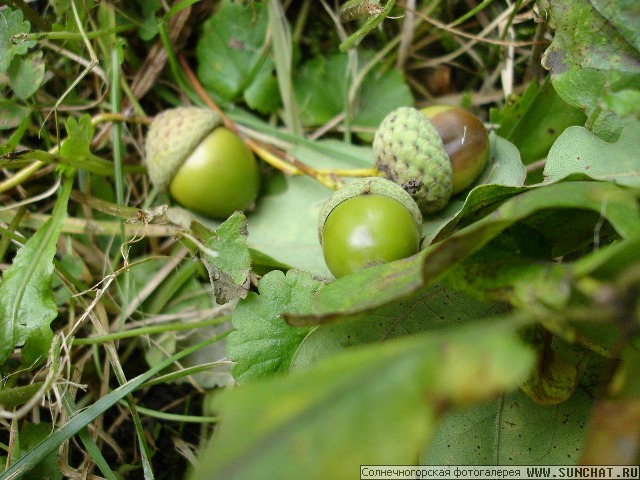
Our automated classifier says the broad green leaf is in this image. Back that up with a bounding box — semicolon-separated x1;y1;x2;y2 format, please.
227;270;323;382
590;0;640;51
601;88;640;117
512;208;621;259
0;176;72;367
539;0;640;137
195;212;252;304
440;242;569;306
7;50;45;99
294;52;413;131
196;0;280;113
492;78;586;165
0;8;36;73
248;172;330;276
422;387;592;465
191;322;535;480
290;283;506;369
138;0;162;40
0;383;43;410
243;65;281;115
0;100;30;131
544;118;640;187
440;206;622;306
307;181;640;318
294;55;345;126
425;185;528;246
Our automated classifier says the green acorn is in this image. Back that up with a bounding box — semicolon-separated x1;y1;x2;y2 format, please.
146;107;223;191
145;107;261;219
318;177;422;278
373;106;453;214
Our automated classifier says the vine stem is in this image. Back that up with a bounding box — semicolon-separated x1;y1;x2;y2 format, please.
179;55;375;191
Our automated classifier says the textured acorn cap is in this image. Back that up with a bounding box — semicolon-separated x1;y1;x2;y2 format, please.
318;176;423;245
373;106;453;214
145;107;224;191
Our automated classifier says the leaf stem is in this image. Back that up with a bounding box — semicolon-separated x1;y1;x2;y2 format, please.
179;55;346;190
21;24;135;41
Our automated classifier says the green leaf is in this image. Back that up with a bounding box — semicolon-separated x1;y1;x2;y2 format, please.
0;176;72;367
197;212;253;304
190;322;535;480
601;88;640;117
422;387;591;464
539;0;640;138
492;78;586;165
196;0;280;113
290;283;506;368
440;241;568;306
0;99;29;131
294;52;413;132
243;65;281;115
590;0;640;51
544;118;640;187
439;206;624;306
247;172;330;276
138;0;162;40
0;8;36;73
59;114;96;163
227;270;323;382
304;181;640;319
7;50;45;99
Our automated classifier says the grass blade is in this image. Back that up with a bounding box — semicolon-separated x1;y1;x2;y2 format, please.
0;333;226;480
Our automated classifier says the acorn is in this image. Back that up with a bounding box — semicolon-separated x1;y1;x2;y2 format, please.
318;177;422;278
145;107;261;219
422;105;490;195
373;106;489;214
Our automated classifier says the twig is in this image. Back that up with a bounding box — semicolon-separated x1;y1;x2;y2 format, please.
178;55;348;190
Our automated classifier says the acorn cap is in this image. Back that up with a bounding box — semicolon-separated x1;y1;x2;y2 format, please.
145;107;224;191
373;106;453;214
318;176;423;245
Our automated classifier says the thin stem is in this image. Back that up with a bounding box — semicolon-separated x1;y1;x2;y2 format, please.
22;24;135;41
72;317;232;345
179;55;345;190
